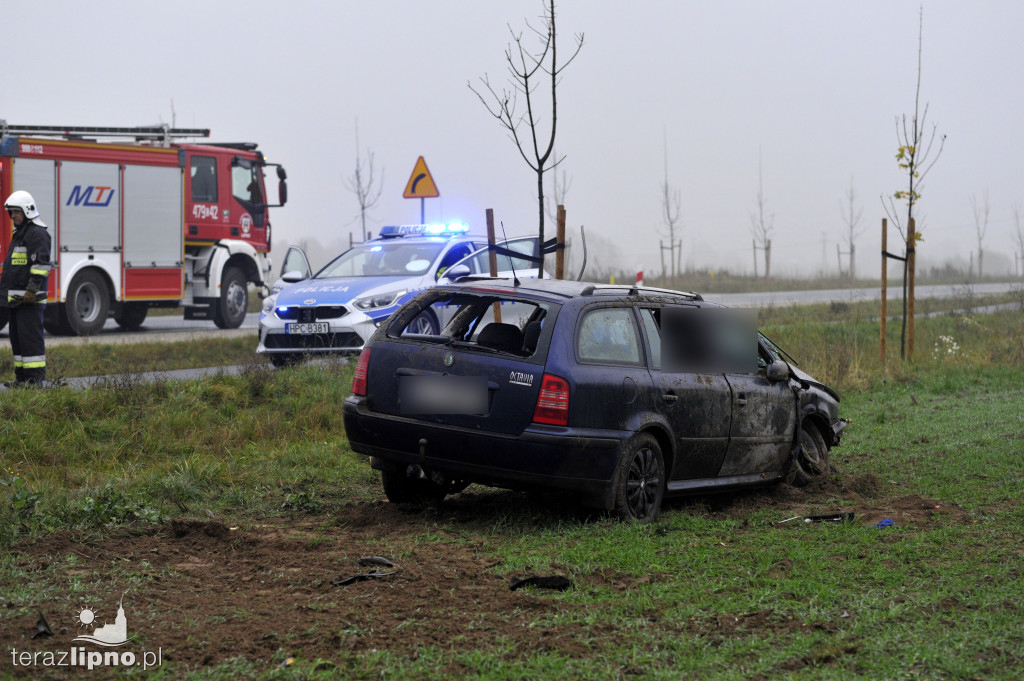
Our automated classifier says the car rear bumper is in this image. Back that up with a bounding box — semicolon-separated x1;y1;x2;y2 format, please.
343;395;628;504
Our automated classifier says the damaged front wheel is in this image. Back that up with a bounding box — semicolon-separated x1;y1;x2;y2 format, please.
786;422;831;487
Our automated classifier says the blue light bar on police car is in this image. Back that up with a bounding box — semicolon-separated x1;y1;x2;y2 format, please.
379;223;469;238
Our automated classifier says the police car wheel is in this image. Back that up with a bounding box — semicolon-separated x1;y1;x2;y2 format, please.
407;310;438;335
269;353;302;368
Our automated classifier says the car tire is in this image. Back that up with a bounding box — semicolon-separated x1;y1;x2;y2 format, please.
381;468;447;505
613;433;665;523
786;421;831;487
406;310;439;335
213;266;248;329
114;302;148;331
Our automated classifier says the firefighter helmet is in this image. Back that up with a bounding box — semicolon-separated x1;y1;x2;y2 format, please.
4;190;46;227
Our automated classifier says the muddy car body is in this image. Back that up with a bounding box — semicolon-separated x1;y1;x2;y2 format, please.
342;279;845;521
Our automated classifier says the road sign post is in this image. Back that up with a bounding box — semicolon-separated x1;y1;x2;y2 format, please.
403;156;439;223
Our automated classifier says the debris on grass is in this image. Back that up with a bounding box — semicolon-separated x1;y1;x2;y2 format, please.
509;575;573;592
332;556;401;586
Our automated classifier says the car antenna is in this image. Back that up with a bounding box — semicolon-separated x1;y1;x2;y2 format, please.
576;225;589;281
499;221;521;287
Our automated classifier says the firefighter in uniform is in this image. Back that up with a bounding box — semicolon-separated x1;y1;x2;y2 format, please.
2;191;52;386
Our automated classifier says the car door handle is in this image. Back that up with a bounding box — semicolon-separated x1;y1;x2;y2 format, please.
661;393;678;403
736;393;747;406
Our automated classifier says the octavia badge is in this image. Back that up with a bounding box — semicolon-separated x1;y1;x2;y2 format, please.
443;353;454;367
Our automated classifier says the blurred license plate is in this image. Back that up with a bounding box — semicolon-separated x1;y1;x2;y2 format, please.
400;376;487;415
286;322;329;334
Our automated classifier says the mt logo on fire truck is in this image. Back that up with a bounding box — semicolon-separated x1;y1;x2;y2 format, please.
66;185;115;207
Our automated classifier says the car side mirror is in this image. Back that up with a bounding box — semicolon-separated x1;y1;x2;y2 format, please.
281;270;306;283
766;359;790;382
278;178;288;206
443;264;471;281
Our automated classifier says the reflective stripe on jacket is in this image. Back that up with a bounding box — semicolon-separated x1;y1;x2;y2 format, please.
0;221;51;306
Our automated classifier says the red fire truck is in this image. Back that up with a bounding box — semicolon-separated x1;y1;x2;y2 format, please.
0;123;287;335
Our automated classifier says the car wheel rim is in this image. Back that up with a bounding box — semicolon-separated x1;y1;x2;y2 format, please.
410;314;434;334
625;446;659;519
799;430;825;475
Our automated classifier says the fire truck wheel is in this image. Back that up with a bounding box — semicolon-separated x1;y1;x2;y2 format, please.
0;307;8;333
214;267;248;329
114;302;149;331
44;305;71;335
65;270;111;336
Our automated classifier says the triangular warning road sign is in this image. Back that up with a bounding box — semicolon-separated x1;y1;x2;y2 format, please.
403;156;440;199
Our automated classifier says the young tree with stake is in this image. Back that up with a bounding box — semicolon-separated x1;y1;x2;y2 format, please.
470;0;583;275
882;6;946;360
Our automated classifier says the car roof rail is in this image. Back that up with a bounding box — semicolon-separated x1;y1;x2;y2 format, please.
580;284;702;301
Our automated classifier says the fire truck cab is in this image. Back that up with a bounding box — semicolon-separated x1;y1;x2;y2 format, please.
0;122;287;335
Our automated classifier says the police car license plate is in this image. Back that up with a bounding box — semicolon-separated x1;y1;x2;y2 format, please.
286;322;329;334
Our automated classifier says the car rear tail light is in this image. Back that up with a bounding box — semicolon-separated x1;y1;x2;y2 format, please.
533;373;570;426
352;348;370;395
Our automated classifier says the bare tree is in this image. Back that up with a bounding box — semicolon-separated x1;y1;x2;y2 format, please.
970;190;990;280
470;0;583;274
839;178;864;284
344;120;384;242
749;152;774;280
882;6;946;359
660;129;683;281
544;147;572;222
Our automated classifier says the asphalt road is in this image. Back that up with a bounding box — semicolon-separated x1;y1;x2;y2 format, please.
4;281;1019;347
1;311;261;346
704;281;1020;308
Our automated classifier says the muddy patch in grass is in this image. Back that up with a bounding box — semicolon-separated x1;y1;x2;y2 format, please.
1;480;980;677
4;505;591;678
683;472;975;528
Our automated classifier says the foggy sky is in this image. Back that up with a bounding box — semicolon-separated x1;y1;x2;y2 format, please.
5;0;1024;278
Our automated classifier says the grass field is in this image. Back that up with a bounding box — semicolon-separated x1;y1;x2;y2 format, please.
1;309;1022;679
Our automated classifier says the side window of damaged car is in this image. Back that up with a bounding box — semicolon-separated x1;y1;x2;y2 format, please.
576;307;643;366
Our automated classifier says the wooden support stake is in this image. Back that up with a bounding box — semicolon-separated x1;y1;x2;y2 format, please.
485;208;502;323
907;217;916;359
881;218;887;365
555;204;566;280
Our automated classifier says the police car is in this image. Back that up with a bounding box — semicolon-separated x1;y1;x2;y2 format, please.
257;223;539;366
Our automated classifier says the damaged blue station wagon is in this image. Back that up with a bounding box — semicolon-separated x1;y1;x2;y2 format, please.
342;278;845;521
